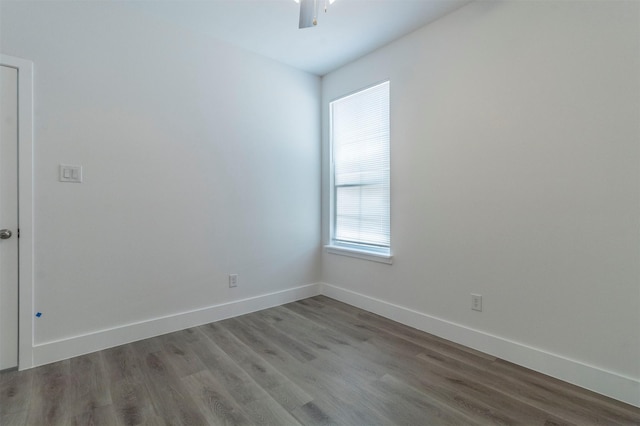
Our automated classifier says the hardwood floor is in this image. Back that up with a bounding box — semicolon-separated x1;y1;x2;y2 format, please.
2;295;639;425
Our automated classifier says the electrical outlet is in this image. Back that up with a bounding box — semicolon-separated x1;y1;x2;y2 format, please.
471;294;482;312
229;274;238;288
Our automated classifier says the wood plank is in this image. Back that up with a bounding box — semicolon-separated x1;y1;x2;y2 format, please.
69;404;120;426
240;314;318;363
373;374;481;425
68;351;112;417
102;344;147;385
488;358;640;425
284;300;373;343
0;410;28;426
0;368;33;415
157;330;206;379
134;350;208;425
409;351;573;425
242;393;303;426
188;327;271;406
103;343;157;426
198;321;314;412
108;379;157;426
24;360;72;426
180;370;252;425
198;321;293;391
291;401;337;426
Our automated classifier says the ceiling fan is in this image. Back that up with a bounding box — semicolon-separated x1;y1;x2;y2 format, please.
294;0;337;28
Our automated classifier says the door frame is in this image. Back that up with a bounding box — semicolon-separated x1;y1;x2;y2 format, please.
0;54;34;370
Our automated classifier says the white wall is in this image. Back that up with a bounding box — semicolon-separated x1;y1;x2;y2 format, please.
322;0;639;404
1;1;320;359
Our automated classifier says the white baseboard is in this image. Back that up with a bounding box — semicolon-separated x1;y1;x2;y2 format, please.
31;283;321;368
319;282;640;408
27;280;639;408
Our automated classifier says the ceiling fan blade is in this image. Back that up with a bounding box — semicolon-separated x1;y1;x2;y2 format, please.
299;0;316;29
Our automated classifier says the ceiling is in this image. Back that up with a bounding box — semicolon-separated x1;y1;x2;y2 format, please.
127;0;473;76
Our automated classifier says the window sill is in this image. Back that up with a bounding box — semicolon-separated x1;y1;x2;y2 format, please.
325;245;393;264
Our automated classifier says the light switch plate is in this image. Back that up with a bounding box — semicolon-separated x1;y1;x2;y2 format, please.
59;164;83;183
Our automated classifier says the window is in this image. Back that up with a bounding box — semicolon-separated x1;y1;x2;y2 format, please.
328;81;391;263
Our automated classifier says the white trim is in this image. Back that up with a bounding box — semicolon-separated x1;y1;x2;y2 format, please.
319;282;640;408
325;245;393;264
0;54;34;370
328;80;392;258
31;283;321;367
18;273;640;408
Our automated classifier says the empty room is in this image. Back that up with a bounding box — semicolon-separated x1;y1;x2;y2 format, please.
1;0;639;424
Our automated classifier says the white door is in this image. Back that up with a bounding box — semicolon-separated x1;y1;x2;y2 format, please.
0;64;19;370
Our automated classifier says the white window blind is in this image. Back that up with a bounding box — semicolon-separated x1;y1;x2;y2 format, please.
330;81;390;253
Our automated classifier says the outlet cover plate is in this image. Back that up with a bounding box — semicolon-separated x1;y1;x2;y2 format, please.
229;274;238;288
471;294;482;312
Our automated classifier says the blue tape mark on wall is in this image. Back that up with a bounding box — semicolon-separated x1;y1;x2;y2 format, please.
35;312;42;317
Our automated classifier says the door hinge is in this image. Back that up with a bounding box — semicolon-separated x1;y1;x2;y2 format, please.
17;228;20;238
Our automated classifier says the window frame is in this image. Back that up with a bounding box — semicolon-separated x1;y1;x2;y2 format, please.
325;81;393;264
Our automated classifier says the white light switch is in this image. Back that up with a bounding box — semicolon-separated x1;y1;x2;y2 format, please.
59;165;83;183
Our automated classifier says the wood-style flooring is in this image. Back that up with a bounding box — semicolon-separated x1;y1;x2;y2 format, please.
1;295;639;425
